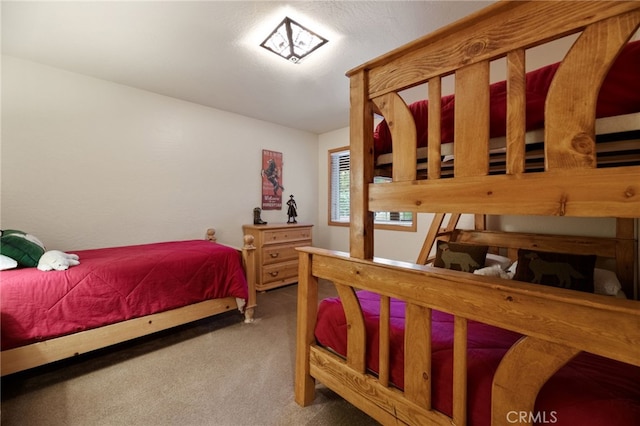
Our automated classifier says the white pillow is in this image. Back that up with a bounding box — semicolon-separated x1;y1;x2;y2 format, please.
593;268;622;296
485;253;513;270
474;264;514;279
0;254;18;270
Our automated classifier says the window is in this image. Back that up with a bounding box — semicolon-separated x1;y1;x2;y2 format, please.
328;147;416;231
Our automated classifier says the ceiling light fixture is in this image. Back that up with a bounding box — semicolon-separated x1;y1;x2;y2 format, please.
260;17;328;63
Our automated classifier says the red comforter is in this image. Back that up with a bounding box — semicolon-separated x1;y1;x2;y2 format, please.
315;291;640;426
374;40;640;159
1;240;248;350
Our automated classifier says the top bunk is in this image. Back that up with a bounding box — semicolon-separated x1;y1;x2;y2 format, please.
373;39;640;178
346;1;640;255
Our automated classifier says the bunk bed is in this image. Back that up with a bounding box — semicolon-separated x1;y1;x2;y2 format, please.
373;39;640;178
1;229;256;376
295;1;640;425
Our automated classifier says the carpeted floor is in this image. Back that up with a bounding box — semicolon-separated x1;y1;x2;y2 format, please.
1;283;379;426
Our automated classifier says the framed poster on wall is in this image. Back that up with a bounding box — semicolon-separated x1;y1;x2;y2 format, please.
261;150;284;210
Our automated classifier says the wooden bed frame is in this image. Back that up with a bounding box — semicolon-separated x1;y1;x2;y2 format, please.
295;1;639;425
375;112;640;179
1;228;256;376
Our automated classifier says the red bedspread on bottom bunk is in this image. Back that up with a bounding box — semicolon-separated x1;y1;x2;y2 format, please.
1;240;248;350
315;291;640;426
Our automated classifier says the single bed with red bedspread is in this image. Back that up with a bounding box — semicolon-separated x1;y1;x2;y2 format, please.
1;240;249;353
315;290;640;426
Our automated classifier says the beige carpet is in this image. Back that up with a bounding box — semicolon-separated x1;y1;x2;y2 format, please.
1;283;379;426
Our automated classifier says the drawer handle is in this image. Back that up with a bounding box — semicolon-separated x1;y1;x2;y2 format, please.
269;253;280;258
269;271;279;277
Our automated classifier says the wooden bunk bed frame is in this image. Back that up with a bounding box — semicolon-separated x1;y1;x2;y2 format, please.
295;1;639;425
1;229;256;376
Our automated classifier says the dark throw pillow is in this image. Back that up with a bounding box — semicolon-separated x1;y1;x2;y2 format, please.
513;249;596;293
0;229;46;267
434;241;488;273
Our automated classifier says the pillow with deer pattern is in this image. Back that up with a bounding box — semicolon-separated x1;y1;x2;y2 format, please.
433;241;488;273
513;249;596;293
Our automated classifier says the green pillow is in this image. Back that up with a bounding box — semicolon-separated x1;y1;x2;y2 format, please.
0;229;46;267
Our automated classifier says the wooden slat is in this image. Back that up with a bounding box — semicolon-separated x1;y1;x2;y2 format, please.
334;282;367;373
368;166;640;218
374;136;640;177
303;247;640;366
404;303;432;408
616;218;637;299
492;337;580;426
545;11;640;170
417;213;446;264
474;214;486;231
506;48;526;174
378;295;391;387
454;61;490;177
453;230;620;258
427;76;442;179
294;251;319;406
349;71;375;260
309;346;453;426
350;1;640;97
373;93;417;182
452;316;468;426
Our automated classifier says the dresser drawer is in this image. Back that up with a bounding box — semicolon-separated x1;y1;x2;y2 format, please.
242;223;313;291
263;228;312;245
262;261;299;285
262;241;310;266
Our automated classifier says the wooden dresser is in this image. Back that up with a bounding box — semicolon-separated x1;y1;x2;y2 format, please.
242;223;313;291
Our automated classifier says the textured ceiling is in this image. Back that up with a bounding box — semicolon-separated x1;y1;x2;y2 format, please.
2;1;494;134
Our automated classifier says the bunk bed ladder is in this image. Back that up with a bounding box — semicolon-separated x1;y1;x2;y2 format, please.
416;213;461;265
416;212;487;266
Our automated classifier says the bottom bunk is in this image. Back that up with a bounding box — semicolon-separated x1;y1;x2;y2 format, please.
294;222;639;426
1;229;256;376
315;291;639;426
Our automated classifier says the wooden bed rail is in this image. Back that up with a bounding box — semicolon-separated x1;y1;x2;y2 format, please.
415;217;636;299
295;247;640;425
347;2;639;98
348;1;640;250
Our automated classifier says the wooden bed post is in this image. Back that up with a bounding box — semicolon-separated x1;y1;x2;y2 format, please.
208;228;257;322
241;234;257;323
295;250;318;406
349;70;374;260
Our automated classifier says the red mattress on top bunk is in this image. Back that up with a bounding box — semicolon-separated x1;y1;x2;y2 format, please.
0;240;248;350
373;40;640;159
315;290;640;426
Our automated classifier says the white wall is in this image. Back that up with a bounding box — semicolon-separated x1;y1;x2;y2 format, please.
1;56;318;250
